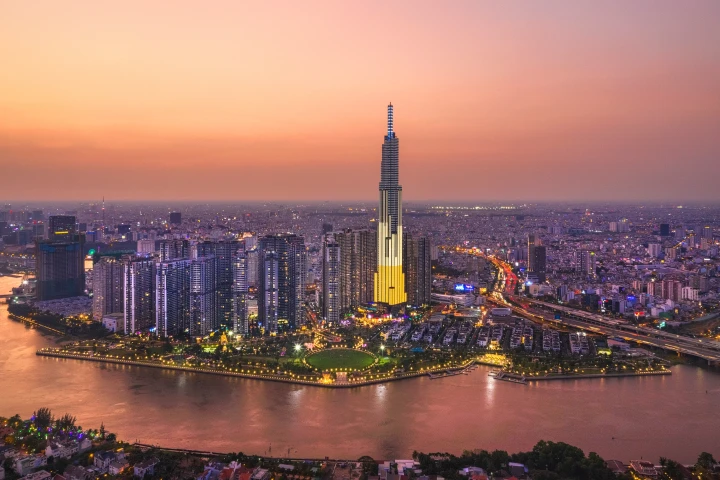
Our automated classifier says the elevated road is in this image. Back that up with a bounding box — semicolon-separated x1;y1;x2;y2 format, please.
446;245;720;364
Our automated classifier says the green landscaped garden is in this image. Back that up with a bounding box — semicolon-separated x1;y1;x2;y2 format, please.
305;348;376;371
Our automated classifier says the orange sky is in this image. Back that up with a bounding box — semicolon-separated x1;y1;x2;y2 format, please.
1;1;719;202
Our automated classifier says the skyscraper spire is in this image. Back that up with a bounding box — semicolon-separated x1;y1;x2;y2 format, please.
387;103;394;138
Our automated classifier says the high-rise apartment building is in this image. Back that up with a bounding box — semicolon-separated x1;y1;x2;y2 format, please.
403;234;432;307
169;212;182;225
232;248;248;335
123;256;155;334
575;249;596;277
159;239;189;261
661;279;683;302
258;234;306;333
92;256;124;320
322;235;342;324
647;243;662;258
155;258;192;337
35;232;85;301
374;103;406;307
48;215;77;240
136;239;155;255
198;240;241;330
322;229;377;323
190;255;219;336
527;235;547;283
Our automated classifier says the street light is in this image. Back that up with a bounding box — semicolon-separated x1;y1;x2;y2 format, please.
380;344;385;353
294;344;302;352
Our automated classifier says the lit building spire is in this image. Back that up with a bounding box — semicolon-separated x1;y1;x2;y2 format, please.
387;103;394;138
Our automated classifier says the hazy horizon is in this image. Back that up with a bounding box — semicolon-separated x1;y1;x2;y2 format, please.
2;1;719;202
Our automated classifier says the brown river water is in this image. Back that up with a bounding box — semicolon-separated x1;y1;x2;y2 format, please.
0;276;718;463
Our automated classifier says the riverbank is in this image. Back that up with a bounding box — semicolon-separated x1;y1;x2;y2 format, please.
493;369;671;385
36;348;479;388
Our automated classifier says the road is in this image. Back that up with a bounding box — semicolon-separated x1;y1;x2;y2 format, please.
449;246;720;364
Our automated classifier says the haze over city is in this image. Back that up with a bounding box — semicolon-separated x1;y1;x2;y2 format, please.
2;0;720;202
3;2;720;479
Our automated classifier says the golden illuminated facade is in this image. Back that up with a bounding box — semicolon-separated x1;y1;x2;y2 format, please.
374;103;406;306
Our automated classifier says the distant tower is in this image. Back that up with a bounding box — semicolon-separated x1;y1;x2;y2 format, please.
374;103;406;307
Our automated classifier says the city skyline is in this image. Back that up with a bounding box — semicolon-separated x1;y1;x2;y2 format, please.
2;1;720;202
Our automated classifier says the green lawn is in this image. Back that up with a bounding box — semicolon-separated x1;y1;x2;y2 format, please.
306;349;375;371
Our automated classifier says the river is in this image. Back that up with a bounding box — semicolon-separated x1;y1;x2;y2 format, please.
0;276;718;463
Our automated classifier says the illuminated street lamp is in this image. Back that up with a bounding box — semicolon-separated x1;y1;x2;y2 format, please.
380;344;386;353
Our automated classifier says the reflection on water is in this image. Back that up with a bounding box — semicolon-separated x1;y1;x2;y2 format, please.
0;276;718;462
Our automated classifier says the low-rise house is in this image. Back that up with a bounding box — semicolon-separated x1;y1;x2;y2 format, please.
14;455;48;476
109;460;129;476
63;465;90;480
94;451;118;472
605;460;627;475
508;462;529;479
78;438;92;453
45;442;78;460
134;457;159;478
629;460;658;477
250;468;270;480
458;467;486;477
0;446;19;461
197;463;226;480
20;471;52;480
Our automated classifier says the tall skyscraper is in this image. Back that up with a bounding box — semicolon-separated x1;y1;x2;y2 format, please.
92;256;125;320
374;103;406;307
190;255;219;336
232;247;249;335
416;236;432;306
322;235;342;324
404;234;432;307
258;234;306;333
123;256;155;334
529;245;547;283
35;231;85;301
155;258;192;337
322;229;376;323
198;240;241;330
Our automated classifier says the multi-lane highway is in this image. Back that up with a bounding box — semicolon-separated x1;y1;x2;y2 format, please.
451;246;720;364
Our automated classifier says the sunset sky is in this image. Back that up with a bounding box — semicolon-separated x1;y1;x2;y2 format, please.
1;1;719;202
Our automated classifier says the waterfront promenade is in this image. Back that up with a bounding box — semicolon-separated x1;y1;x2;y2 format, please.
37;348;672;387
